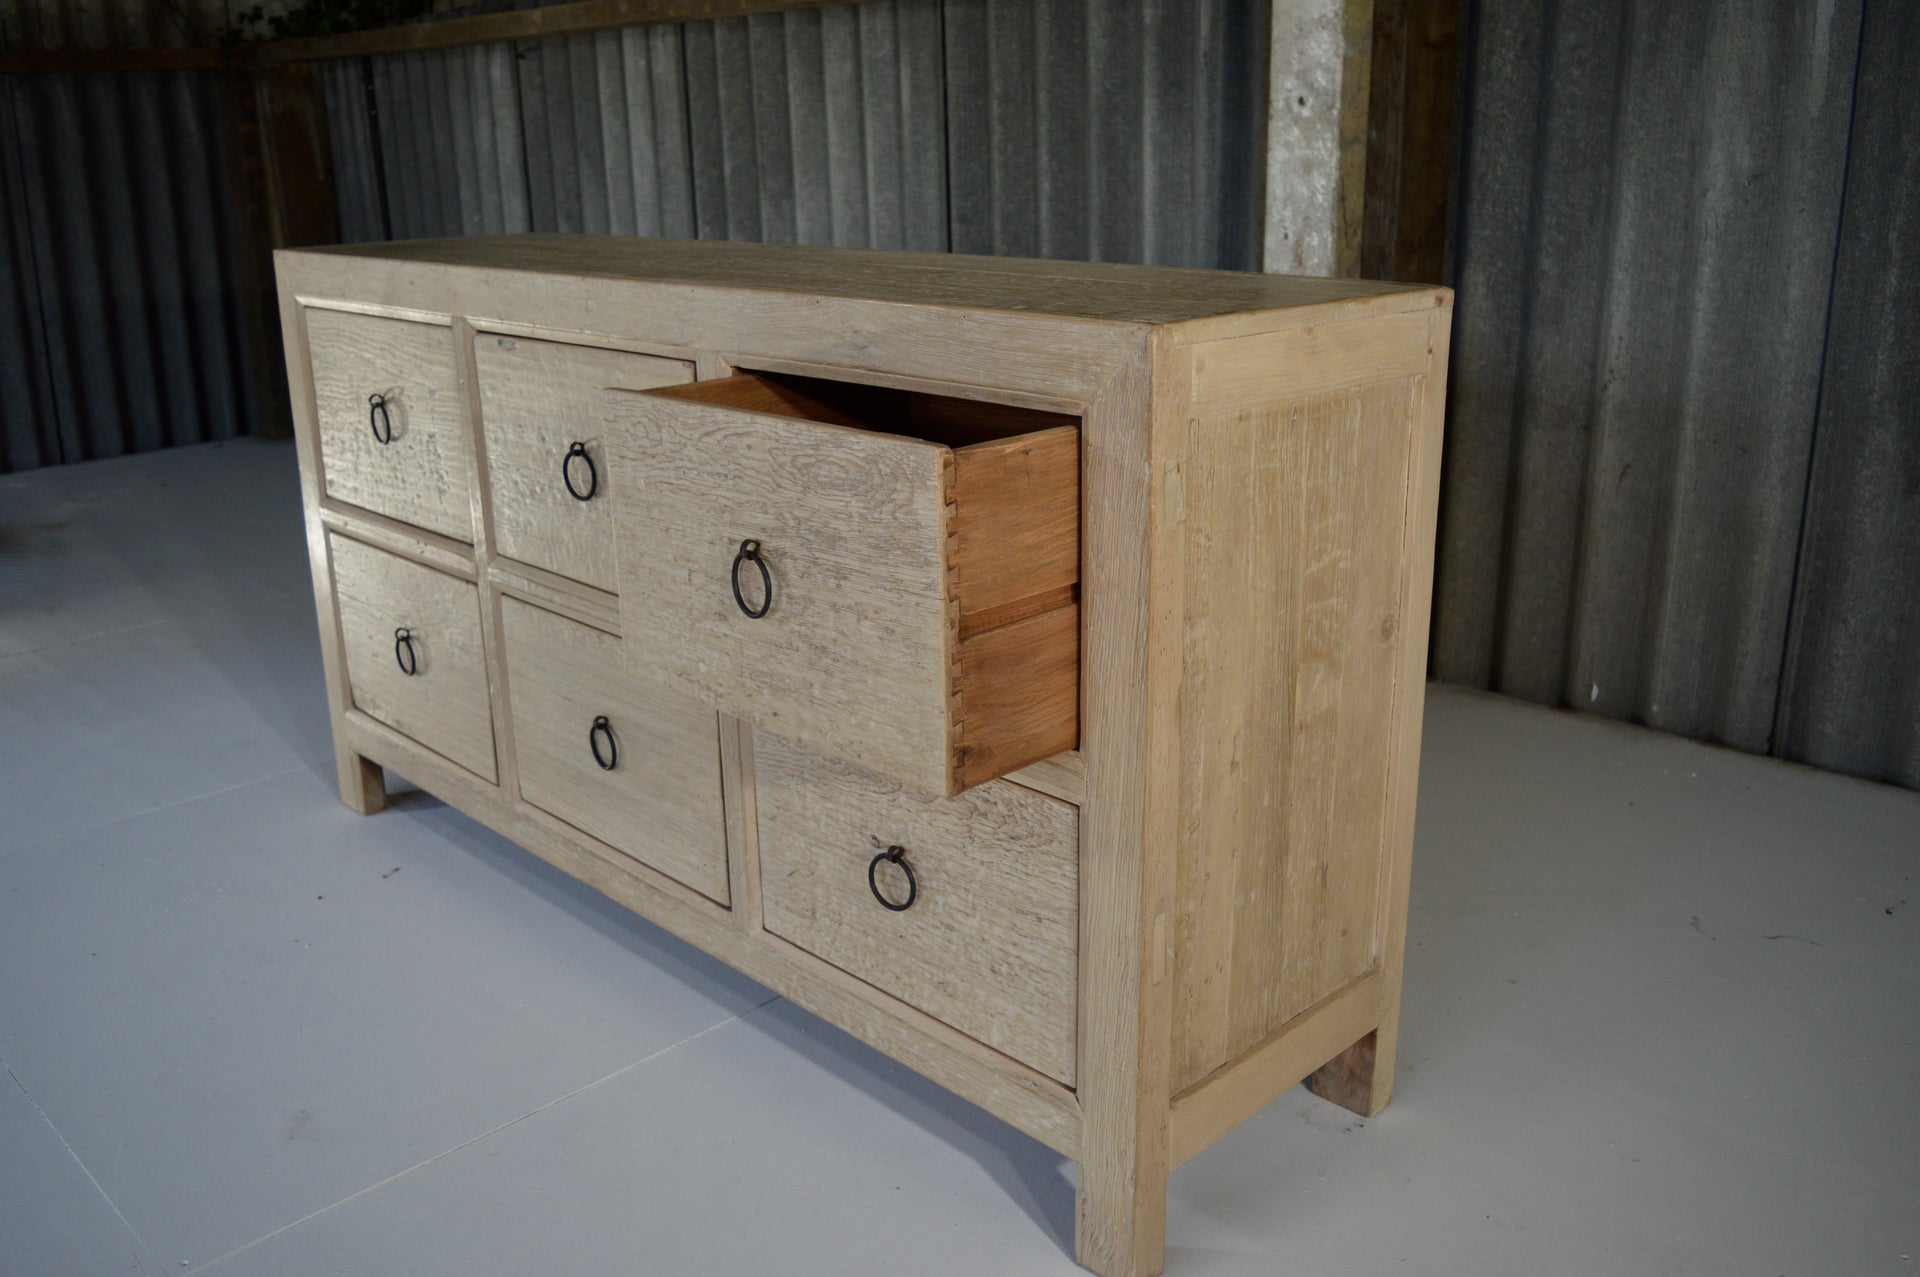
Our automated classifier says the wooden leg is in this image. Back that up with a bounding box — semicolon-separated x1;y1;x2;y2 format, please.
1075;1144;1167;1277
1307;1023;1395;1117
338;749;387;815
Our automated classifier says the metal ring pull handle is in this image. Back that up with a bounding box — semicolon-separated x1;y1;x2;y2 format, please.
369;393;393;445
731;539;772;618
393;626;418;676
867;845;917;912
562;441;598;502
589;715;618;771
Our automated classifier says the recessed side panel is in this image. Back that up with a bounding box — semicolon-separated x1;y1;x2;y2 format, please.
1171;321;1437;1092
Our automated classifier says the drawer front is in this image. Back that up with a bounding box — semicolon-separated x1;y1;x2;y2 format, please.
330;533;497;781
500;596;731;905
754;731;1079;1085
611;394;952;790
475;336;694;592
307;308;473;542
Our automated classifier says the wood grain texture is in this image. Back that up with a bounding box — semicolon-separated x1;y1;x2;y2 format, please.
1169;373;1424;1091
609;386;956;792
273;237;1457;1277
1185;309;1433;412
1305;1027;1380;1115
489;560;622;637
1361;0;1461;285
1003;751;1086;807
953;604;1079;792
950;425;1081;619
329;532;497;782
280;292;388;815
718;715;761;935
247;0;852;66
306;307;473;542
315;504;476;581
1072;336;1174;1277
475;334;694;591
338;709;1082;1157
1321;304;1454;1118
1168;971;1383;1166
500;596;731;905
289;234;1430;328
755;731;1081;1086
608;378;1080;796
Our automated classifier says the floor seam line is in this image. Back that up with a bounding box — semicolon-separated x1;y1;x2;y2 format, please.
2;1056;166;1276
0;765;313;859
187;1007;764;1273
0;616;174;658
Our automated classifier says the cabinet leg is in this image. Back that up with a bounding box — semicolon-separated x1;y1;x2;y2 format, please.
337;749;387;815
1307;1024;1395;1118
1074;1156;1167;1277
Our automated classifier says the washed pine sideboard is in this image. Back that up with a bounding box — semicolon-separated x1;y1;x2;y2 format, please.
275;234;1452;1277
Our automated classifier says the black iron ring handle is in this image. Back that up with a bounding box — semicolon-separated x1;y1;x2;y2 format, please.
562;441;598;502
369;393;393;445
589;715;618;771
394;626;417;676
868;845;917;912
731;539;772;618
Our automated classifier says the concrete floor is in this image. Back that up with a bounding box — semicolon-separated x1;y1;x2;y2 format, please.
1;437;1915;1277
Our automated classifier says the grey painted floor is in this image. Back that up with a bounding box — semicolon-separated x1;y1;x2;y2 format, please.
1;438;1915;1277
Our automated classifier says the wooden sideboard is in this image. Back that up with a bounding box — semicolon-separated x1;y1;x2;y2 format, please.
275;234;1452;1277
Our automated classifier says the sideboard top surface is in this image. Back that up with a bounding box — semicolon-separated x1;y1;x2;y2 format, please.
282;233;1437;328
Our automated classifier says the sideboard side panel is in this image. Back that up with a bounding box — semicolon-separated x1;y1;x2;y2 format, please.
1167;300;1452;1096
276;267;385;814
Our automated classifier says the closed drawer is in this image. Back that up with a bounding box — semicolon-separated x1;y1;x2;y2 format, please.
607;373;1080;798
500;596;731;905
330;533;496;781
753;730;1079;1085
475;336;695;592
307;308;472;542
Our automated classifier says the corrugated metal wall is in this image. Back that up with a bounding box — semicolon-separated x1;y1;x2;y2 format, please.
0;71;258;472
1774;0;1920;788
1441;0;1918;788
319;0;1267;267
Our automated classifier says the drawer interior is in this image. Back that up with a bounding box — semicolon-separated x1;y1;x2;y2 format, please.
645;370;1075;448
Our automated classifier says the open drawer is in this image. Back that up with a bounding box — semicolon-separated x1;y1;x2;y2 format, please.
604;372;1078;797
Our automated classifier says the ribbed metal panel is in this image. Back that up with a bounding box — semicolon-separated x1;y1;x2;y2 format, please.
0;70;255;473
681;4;948;248
1439;1;1866;755
1;78;58;472
520;25;693;236
369;44;528;239
943;0;1265;268
1775;0;1920;789
317;0;1263;264
321;58;386;243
